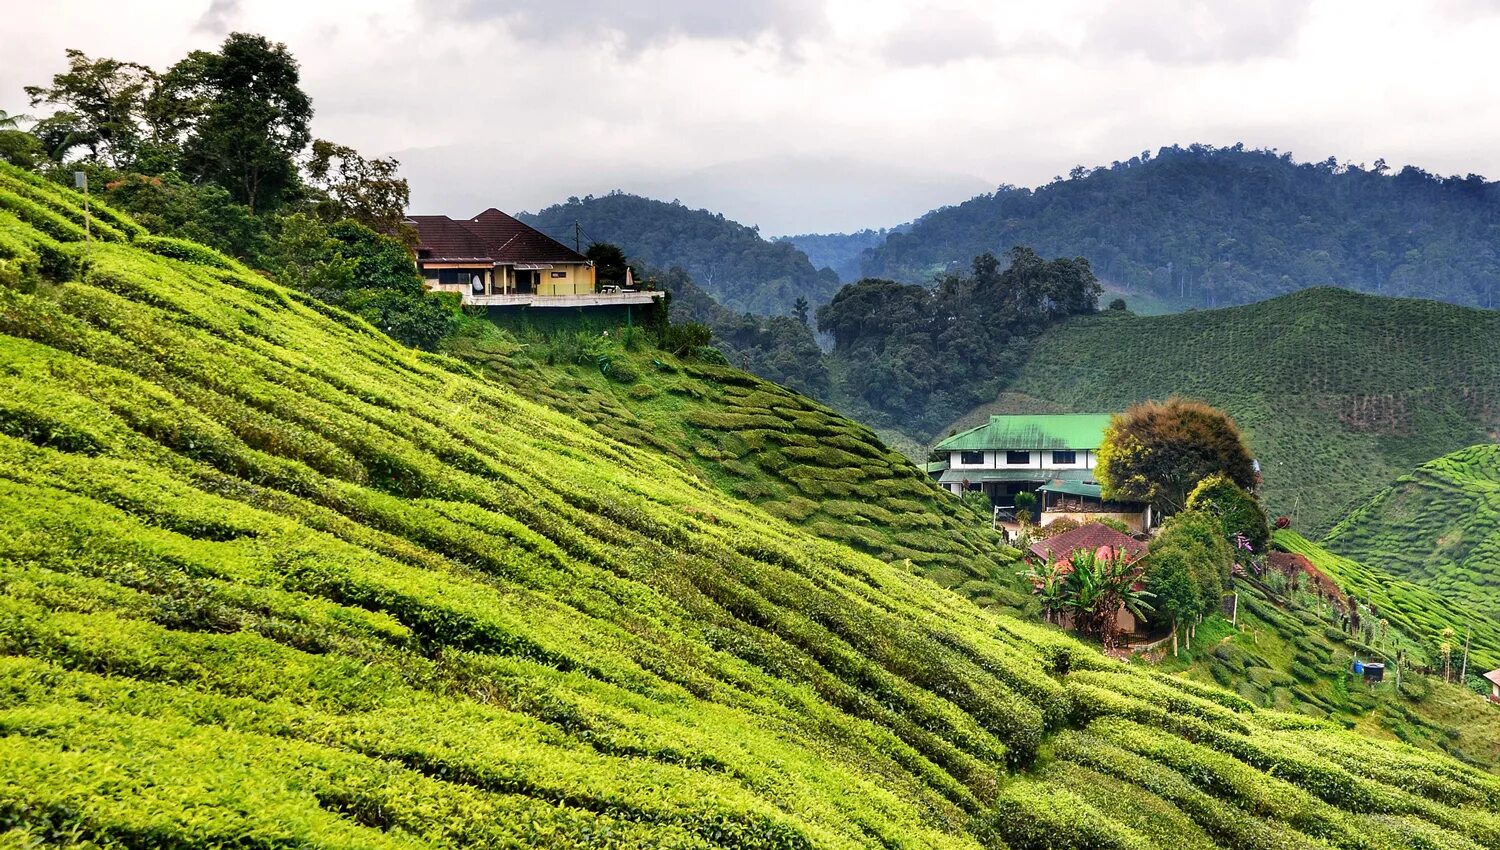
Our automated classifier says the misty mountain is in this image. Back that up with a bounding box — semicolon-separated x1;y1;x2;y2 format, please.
777;228;895;282
863;143;1500;310
519;192;839;315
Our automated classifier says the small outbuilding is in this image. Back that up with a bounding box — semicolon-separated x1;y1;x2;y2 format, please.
1485;669;1500;704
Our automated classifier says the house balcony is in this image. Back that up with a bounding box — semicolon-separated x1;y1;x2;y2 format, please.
459;291;665;308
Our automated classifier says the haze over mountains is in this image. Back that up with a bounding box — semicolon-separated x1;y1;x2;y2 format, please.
532;144;1500;317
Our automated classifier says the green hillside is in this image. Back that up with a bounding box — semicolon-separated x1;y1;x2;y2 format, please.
519;193;840;315
441;321;1023;611
5;167;1500;848
1325;445;1500;623
950;288;1500;532
1274;531;1500;674
864;144;1500;310
1160;572;1500;768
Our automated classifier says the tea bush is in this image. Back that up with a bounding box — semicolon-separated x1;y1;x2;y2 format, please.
0;163;1497;849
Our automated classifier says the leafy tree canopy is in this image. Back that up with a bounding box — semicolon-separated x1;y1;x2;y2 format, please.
156;33;312;213
24;49;157;168
818;247;1100;432
1186;472;1271;556
1096;397;1255;514
304;139;412;241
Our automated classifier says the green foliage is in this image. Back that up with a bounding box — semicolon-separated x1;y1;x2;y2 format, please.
1152;510;1233;615
157;33;312;213
0;166;1498;849
1015;491;1036;524
660;267;830;398
23;49;157;168
1187;473;1270;555
1097;398;1255;514
820;248;1102;433
657;320;713;356
941;284;1500;535
521;192;839;314
865;144;1500;310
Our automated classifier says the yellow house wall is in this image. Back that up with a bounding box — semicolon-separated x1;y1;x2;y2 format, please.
535;263;596;296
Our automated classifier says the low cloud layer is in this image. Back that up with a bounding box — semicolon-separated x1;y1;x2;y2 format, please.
4;0;1500;234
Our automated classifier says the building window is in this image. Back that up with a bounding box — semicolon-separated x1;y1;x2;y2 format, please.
437;268;484;286
959;450;984;465
966;482;982;492
550;271;567;278
1052;450;1077;464
1006;450;1031;465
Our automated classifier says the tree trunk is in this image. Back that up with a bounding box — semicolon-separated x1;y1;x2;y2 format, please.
1172;624;1179;657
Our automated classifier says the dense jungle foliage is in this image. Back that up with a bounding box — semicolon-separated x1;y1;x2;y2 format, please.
7;162;1500;849
777;228;894;283
818;247;1102;434
521;192;841;315
862;144;1500;310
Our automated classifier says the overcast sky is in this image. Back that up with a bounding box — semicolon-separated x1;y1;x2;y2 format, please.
6;1;1500;235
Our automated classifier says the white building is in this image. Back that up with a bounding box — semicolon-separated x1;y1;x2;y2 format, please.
929;414;1154;532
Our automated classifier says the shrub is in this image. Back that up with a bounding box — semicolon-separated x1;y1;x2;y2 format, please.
658;321;712;356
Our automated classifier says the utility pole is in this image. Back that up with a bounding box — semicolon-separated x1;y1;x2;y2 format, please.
574;220;581;253
1460;627;1472;683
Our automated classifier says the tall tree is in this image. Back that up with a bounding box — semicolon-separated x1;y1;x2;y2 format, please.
1096;397;1256;514
585;242;631;287
304;139;412;241
158;33;312;213
24;49;156;167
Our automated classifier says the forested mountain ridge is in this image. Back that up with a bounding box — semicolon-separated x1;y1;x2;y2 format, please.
934;287;1500;534
863;144;1500;310
777;228;895;283
520;192;840;315
8;164;1500;848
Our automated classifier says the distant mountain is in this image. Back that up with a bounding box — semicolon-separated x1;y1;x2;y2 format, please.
935;288;1500;533
864;144;1500;310
777;228;894;282
1325;444;1500;624
519;192;839;315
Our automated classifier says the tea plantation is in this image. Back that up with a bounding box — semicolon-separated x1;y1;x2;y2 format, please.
442;324;1025;610
3;164;1500;848
1325;444;1500;623
1163;573;1500;769
953;290;1500;533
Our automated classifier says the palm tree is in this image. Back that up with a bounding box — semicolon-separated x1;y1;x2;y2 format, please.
1020;557;1069;625
1062;547;1154;650
0;110;30;130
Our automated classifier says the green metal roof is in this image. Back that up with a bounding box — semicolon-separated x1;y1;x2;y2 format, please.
924;460;950;475
933;414;1114;452
1038;480;1103;499
936;469;1094;485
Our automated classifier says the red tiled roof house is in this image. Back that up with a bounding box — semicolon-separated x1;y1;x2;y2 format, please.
1027;521;1150;635
406;209;662;309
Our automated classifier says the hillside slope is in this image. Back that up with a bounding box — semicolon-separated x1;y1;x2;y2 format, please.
1325;445;1500;623
519;193;839;314
949;288;1500;532
442;322;1023;611
3;166;1500;848
864;144;1500;310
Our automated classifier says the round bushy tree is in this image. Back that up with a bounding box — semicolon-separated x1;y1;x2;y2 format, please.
1096;397;1256;514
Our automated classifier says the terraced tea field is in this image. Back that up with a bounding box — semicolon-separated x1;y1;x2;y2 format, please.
1325;444;1500;623
2;163;1500;848
445;326;1025;610
953;289;1500;533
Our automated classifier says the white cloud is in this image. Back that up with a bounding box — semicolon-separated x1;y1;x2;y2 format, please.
3;0;1500;234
